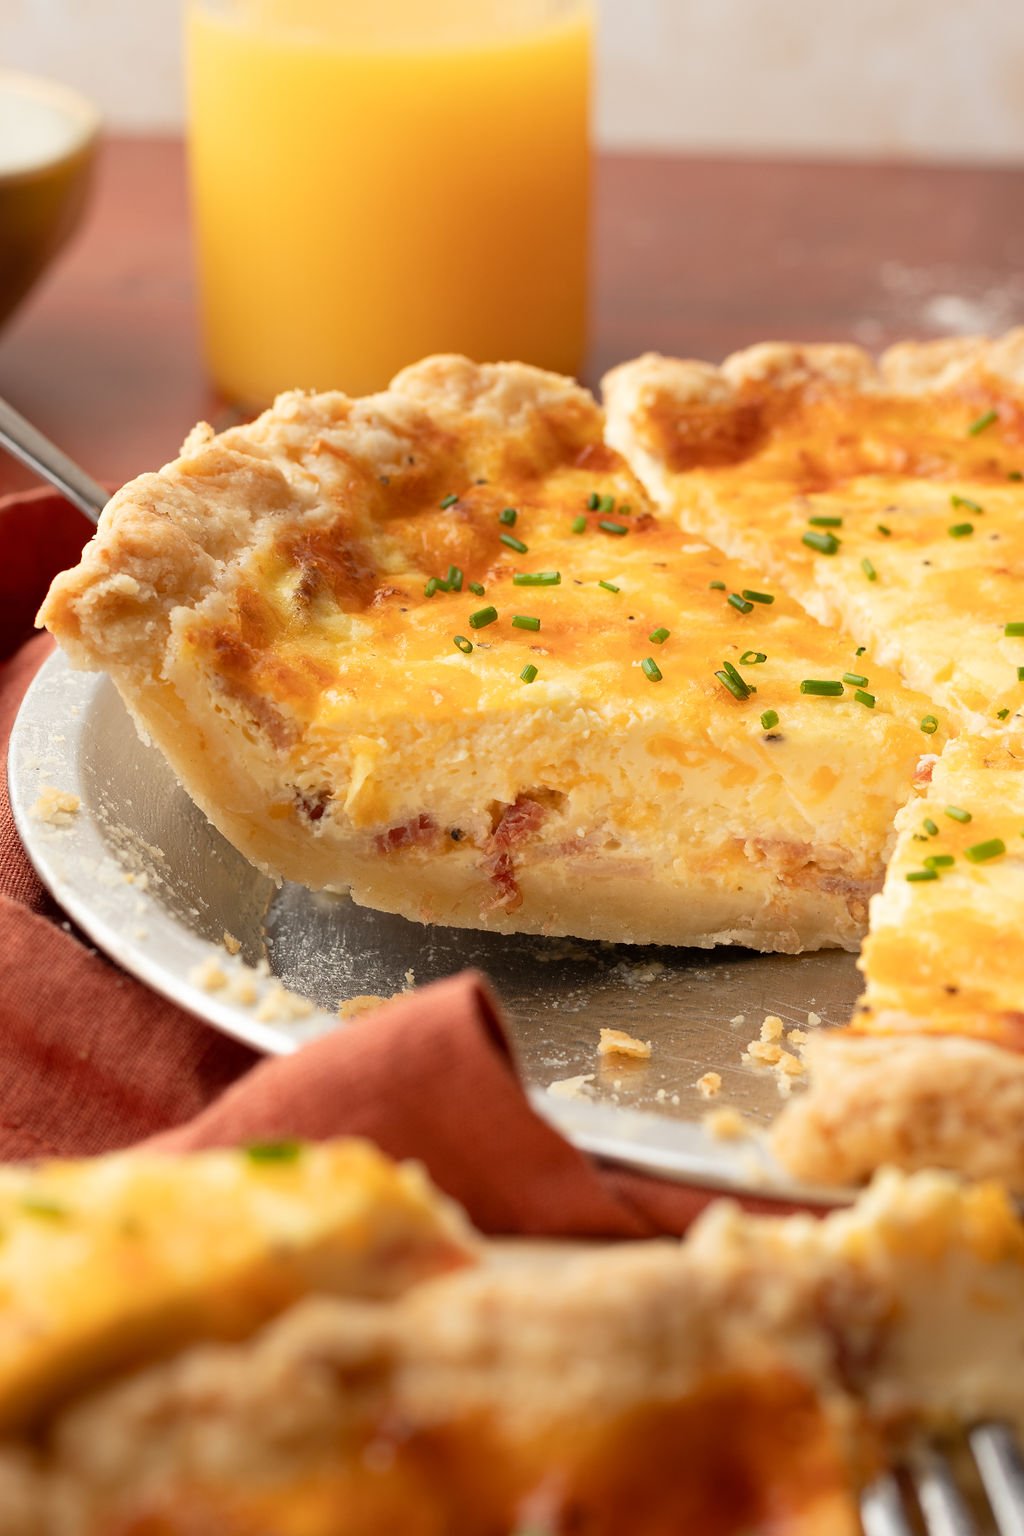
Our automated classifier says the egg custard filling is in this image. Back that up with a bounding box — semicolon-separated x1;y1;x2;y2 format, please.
40;356;940;951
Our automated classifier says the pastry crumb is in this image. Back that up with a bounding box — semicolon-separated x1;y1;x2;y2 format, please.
30;786;80;826
338;993;389;1020
189;956;228;992
222;931;241;956
744;1039;783;1067
546;1073;595;1100
777;1049;805;1077
225;970;259;1007
404;968;416;989
254;981;316;1023
704;1107;749;1141
696;1071;722;1099
598;1028;652;1060
760;1014;784;1042
730;1014;746;1026
787;1027;809;1046
807;1010;822;1027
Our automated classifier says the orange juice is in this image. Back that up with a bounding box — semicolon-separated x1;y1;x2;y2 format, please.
186;0;592;405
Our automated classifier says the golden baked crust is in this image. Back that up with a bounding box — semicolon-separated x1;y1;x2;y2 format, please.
40;356;938;951
604;332;1024;730
4;1167;1024;1535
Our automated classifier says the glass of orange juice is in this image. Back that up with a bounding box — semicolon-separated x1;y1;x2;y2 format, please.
185;0;592;407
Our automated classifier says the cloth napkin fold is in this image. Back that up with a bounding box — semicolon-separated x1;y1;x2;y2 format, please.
0;487;799;1234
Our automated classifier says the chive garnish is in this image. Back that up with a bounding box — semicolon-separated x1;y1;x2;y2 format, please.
906;868;939;882
453;635;473;654
587;491;600;511
968;408;998;436
856;646;867;656
802;530;841;555
843;672;869;686
716;668;750;701
800;679;844;696
855;689;876;708
740;650;767;665
998;707;1011;720
641;657;663;682
512;615;540;631
924;854;955;869
728;593;754;614
446;565;463;592
965;838;1006;863
513;571;560;586
948;522;973;538
468;581;485;597
598;493;615;515
920;715;939;734
709;580;727;591
741;590;775;604
923;818;939;837
598;580;620;593
246;1141;302;1163
469;605;498;628
500;533;528;554
424;577;444;598
1017;667;1024;681
808;515;842;528
861;558;878;581
649;627;670;644
877;524;891;537
499;507;517;526
760;709;779;730
951;494;983;515
439;493;459;509
945;805;972;823
520;663;538;684
599;519;629;536
1006;623;1024;637
1010;470;1023;482
571;515;587;534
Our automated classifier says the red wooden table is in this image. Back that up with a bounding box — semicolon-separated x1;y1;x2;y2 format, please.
2;137;1023;496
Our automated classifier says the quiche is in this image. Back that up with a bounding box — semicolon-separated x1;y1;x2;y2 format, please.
3;1152;1024;1535
603;332;1024;731
39;357;940;952
775;733;1024;1189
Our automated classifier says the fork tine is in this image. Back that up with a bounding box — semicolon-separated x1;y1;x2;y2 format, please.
969;1423;1024;1536
911;1444;979;1536
860;1469;916;1536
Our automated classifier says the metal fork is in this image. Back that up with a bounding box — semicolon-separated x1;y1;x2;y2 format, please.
0;392;105;522
862;1423;1024;1535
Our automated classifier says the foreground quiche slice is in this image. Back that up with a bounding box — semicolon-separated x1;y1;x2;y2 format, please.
604;332;1024;730
41;356;938;950
5;1167;1024;1535
775;733;1024;1189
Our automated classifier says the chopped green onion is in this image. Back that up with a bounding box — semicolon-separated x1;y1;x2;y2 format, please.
469;605;498;629
854;690;876;708
760;709;779;730
598;493;615;514
877;524;892;537
951;494;983;515
641;657;662;682
965;837;1006;863
968;408;998;436
424;577;445;598
520;663;538;684
948;522;974;538
453;635;473;654
802;530;841;555
499;507;517;526
446;565;463;592
599;519;629;536
856;646;867;656
468;581;485;597
721;660;746;689
709;580;727;591
1007;623;1024;637
906;868;939;882
649;627;670;644
945;805;972;824
513;571;560;586
920;715;939;735
587;491;600;511
998;707;1011;720
843;672;869;686
512;615;540;631
740;650;767;665
246;1141;302;1164
500;533;528;554
1017;667;1024;682
924;854;955;869
741;589;775;605
728;593;754;614
571;514;587;534
800;679;844;696
861;558;878;581
808;515;843;528
439;493;459;509
716;668;750;701
1010;470;1023;482
923;818;939;837
598;579;620;593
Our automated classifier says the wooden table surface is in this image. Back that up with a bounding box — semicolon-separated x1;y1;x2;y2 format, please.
2;136;1023;496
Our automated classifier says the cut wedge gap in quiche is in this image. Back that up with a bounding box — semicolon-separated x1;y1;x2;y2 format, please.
41;356;942;951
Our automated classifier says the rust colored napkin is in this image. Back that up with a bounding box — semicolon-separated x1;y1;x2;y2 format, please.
0;487;798;1234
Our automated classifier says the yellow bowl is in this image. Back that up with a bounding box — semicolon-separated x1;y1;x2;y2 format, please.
0;71;100;331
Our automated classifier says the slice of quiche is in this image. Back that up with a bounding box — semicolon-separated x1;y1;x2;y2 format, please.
774;733;1024;1189
604;332;1024;731
40;356;940;951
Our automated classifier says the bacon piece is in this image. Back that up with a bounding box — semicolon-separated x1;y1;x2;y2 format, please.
913;756;937;785
375;814;437;856
484;795;548;911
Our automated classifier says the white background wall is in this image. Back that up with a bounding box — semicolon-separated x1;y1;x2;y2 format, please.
3;0;1024;161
